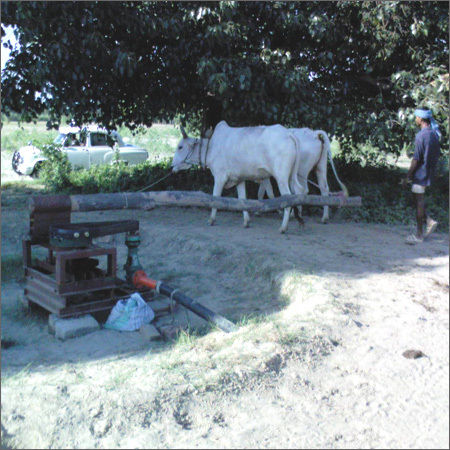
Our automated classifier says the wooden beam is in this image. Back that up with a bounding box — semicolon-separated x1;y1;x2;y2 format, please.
30;191;362;214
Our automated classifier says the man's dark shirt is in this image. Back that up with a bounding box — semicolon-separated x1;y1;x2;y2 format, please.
412;127;441;186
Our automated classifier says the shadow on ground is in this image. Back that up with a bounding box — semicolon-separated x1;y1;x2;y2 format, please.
1;205;448;377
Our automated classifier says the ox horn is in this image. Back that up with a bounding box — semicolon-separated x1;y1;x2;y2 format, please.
180;126;188;139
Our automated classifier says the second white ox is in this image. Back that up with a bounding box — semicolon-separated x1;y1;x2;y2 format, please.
258;128;347;223
171;120;304;233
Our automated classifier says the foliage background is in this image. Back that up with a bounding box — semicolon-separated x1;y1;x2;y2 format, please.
2;1;449;161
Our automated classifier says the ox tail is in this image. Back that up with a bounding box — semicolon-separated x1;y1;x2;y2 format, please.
288;132;305;195
315;130;348;197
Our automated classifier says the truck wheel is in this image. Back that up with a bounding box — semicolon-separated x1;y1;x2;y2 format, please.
30;162;44;178
12;151;22;173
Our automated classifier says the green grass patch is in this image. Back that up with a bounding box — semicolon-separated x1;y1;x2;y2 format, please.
1;121;56;153
237;312;274;328
1;179;45;190
173;327;203;350
118;123;180;160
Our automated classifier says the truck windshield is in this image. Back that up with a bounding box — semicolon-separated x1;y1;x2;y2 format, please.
54;133;67;145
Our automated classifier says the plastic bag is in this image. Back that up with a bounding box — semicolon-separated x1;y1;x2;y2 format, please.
104;293;155;331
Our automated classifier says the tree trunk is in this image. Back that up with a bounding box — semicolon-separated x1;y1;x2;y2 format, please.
30;191;362;214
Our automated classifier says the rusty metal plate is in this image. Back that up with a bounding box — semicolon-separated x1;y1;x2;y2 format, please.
49;220;139;248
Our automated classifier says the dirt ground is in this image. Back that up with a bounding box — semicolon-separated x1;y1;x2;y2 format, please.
1;200;449;449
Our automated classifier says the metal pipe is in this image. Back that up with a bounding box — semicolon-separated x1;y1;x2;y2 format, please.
133;270;237;333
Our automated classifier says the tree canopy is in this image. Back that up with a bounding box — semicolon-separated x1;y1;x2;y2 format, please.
1;1;448;155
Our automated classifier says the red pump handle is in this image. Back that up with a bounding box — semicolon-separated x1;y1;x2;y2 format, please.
132;270;157;290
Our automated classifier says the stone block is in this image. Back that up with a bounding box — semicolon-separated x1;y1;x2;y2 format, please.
48;313;60;335
19;293;30;309
159;325;183;341
149;299;176;314
139;324;161;341
52;314;99;341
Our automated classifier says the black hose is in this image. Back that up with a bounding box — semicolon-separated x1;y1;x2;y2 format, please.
158;282;237;333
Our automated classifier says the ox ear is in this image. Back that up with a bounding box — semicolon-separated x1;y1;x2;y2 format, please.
180;126;188;139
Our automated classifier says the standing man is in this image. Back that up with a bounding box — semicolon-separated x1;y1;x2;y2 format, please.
403;107;441;245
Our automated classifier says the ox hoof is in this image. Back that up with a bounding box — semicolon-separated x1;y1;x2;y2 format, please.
243;221;250;228
321;218;329;224
208;218;216;226
279;227;287;234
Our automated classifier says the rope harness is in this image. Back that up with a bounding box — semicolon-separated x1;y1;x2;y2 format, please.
177;137;211;169
194;137;211;169
292;175;347;207
137;172;173;192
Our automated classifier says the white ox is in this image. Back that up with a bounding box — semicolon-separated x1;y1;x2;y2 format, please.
258;128;347;223
171;120;304;233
